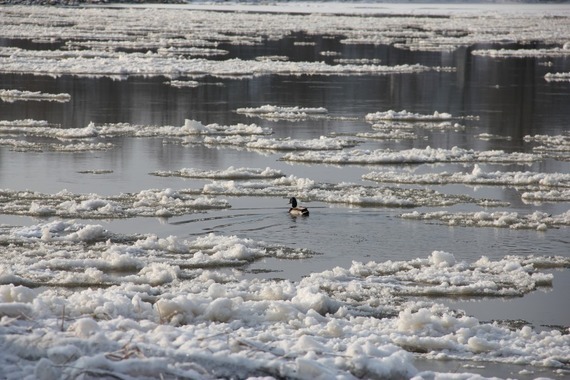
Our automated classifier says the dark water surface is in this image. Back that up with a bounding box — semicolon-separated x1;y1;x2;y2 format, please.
1;34;569;330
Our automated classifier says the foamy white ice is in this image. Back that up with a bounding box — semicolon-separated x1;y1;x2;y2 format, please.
151;166;285;180
197;175;485;208
236;104;328;121
401;210;570;231
203;135;355;151
0;89;70;103
545;72;570;82
0;188;229;219
363;164;570;188
0;223;568;379
282;146;541;165
365;110;454;122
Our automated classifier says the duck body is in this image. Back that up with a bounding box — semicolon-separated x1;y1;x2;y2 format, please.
288;197;309;216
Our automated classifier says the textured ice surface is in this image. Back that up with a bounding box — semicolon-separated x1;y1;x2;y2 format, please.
0;221;568;379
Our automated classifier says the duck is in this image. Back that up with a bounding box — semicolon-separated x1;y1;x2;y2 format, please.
288;197;309;216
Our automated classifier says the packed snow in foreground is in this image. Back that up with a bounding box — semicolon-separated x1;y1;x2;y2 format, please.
0;220;569;379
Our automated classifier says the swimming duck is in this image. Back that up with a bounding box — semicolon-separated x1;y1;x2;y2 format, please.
288;197;309;216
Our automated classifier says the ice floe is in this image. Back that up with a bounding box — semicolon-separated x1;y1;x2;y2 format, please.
472;47;570;58
365;110;454;122
400;210;570;230
166;80;224;88
545;72;570;82
0;188;229;219
151;166;285;180
0;119;272;141
0;138;114;153
521;189;570;203
282;147;541;165
202;135;356;151
0;89;70;103
194;175;489;208
236;105;329;121
0;223;568;379
0;49;432;79
363;164;570;188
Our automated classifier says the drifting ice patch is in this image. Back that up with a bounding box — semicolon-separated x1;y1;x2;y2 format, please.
472;48;570;58
196;175;486;208
545;72;570;82
0;89;70;103
365;110;454;122
203;135;355;151
363;164;570;188
151;166;285;180
0;188;229;219
236;104;329;121
522;189;570;203
0;227;568;379
400;210;570;230
281;146;541;165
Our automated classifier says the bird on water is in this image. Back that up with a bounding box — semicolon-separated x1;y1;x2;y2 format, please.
288;197;309;216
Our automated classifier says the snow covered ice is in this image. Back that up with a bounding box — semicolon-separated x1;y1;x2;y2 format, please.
0;2;570;379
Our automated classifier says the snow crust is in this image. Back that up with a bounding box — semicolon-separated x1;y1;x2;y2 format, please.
0;220;568;379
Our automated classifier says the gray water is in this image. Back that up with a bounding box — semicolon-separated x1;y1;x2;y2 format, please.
1;35;569;330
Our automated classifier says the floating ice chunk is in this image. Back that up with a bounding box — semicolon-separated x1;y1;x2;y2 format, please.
0;119;49;127
236;104;328;120
401;210;570;230
203;135;355;151
282;147;540;165
544;72;570;82
473;48;570;58
0;188;229;219
522;189;570;203
363;165;570;187
365;110;454;122
0;89;70;103
430;251;457;268
198;176;480;208
151;166;285;179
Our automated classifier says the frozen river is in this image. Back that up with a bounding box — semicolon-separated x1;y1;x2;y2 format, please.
0;3;569;379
